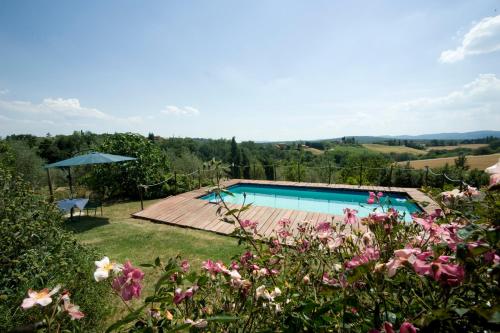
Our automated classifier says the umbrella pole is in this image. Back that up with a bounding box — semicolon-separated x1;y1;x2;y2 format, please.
46;169;54;202
68;168;74;198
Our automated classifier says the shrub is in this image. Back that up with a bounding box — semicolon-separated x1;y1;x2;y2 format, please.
0;166;110;332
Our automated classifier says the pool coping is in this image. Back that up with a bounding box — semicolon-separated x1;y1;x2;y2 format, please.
132;179;440;237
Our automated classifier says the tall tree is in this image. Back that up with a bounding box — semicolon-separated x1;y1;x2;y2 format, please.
230;137;241;178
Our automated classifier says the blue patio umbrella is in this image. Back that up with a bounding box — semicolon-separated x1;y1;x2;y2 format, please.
44;152;136;197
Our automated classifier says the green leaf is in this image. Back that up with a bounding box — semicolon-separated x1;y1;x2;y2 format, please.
206;315;239;322
166;323;191;332
155;257;161;266
105;304;146;332
453;308;469;317
155;270;176;291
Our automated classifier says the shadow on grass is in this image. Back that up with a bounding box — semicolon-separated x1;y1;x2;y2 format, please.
64;216;110;233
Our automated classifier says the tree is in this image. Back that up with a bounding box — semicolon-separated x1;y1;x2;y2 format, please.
454;153;469;170
230;137;241;178
86;133;169;199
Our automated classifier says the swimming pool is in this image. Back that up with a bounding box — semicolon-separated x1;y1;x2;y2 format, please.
200;183;421;222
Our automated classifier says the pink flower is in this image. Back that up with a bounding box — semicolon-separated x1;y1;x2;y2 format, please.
377;192;384;198
345;247;380;270
383;322;395;333
490;173;500;186
112;261;144;301
316;221;331;232
61;291;85;320
202;259;227;275
21;285;61;309
240;219;258;232
369;191;376;198
173;286;198;304
240;251;254;266
278;229;292;239
322;272;347;288
367;197;375;204
463;185;480;197
230;261;240;270
385;248;421;277
484;250;500;265
413;255;464;286
180;260;190;272
298;239;310;253
399;322;417;333
343;208;359;225
278;218;291;227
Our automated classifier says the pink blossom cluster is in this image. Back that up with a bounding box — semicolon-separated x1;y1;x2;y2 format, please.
370;321;417;333
343;208;359;224
112;261;145;301
385;248;465;286
173;285;198;304
240;219;259;233
202;259;228;276
322;272;348;288
413;253;465;286
441;186;480;202
367;191;384;204
345;247;380;270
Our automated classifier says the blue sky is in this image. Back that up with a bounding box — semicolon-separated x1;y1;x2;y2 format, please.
0;1;499;140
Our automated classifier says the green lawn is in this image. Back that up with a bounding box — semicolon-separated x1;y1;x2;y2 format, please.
63;199;241;323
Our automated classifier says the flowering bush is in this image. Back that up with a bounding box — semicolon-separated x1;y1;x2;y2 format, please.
0;166;110;332
17;180;500;332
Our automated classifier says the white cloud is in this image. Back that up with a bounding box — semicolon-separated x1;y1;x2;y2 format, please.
161;105;200;116
440;15;500;63
296;74;500;138
0;89;9;95
393;73;500;112
0;96;146;135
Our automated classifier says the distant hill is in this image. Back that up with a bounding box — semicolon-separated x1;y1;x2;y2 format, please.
258;131;500;144
382;130;500;141
325;131;500;143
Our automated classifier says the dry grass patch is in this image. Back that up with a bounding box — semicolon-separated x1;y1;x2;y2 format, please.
399;153;500;170
425;144;489;151
362;144;427;155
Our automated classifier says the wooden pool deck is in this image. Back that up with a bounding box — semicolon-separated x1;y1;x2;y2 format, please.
132;179;439;238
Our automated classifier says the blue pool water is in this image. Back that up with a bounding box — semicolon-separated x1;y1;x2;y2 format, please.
200;184;421;222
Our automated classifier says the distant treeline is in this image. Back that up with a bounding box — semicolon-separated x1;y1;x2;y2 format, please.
0;131;494;200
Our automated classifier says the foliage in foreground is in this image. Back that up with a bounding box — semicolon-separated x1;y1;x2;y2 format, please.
0;166;110;332
21;179;500;332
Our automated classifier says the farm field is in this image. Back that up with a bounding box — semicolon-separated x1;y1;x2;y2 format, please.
425;143;489;151
304;146;324;155
362;143;427;155
399;153;500;170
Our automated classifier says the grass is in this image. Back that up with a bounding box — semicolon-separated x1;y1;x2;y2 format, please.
63;199;241;324
425;143;489;151
399;153;500;170
362;144;427;155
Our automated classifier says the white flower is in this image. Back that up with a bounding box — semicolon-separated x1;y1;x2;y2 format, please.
270;287;281;298
256;285;278;301
255;285;266;299
21;285;61;309
229;269;241;280
94;256;122;282
185;319;208;328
